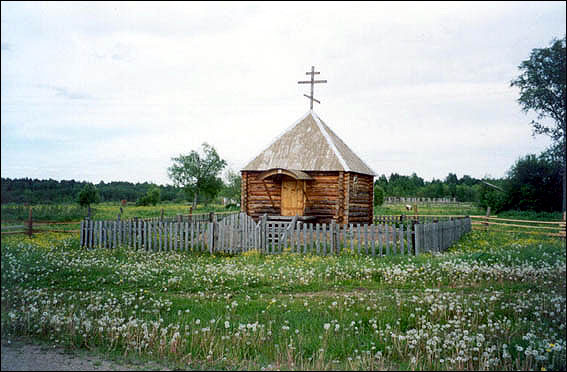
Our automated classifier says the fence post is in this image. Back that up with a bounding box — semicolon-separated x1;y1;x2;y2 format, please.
160;208;164;222
484;207;491;232
27;206;33;238
414;223;420;255
330;220;335;254
134;217;139;250
411;220;416;255
261;214;268;253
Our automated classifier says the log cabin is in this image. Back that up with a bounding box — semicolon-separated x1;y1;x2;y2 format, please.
241;110;375;224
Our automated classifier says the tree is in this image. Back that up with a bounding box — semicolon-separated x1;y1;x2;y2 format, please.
136;185;161;206
78;183;100;217
167;143;227;209
502;154;562;212
221;168;242;205
373;185;385;206
510;36;566;214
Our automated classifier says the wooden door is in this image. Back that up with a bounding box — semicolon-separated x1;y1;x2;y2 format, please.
281;177;304;216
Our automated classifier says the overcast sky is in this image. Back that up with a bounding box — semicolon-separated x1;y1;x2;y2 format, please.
1;1;565;185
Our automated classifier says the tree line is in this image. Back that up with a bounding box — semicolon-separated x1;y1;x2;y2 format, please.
373;151;562;213
0;178;183;205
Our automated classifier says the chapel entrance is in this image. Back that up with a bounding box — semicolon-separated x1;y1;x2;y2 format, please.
281;176;304;216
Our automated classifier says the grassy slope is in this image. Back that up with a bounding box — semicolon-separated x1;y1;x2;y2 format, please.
1;229;565;371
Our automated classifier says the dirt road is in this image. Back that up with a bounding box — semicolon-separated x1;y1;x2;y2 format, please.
1;338;170;371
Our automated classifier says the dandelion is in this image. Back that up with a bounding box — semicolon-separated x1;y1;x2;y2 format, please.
324;323;331;331
224;321;230;329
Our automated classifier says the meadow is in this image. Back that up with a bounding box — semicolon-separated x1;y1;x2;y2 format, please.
1;226;565;370
1;202;238;223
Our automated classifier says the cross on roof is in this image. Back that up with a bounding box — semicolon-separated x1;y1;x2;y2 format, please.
298;66;327;110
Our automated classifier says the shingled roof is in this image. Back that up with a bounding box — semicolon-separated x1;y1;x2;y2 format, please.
242;111;375;176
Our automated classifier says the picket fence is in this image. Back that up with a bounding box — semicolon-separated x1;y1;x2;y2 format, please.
80;213;471;256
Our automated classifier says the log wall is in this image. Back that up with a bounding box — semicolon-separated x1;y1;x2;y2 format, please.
241;170;373;224
303;171;340;224
241;171;281;219
346;172;374;224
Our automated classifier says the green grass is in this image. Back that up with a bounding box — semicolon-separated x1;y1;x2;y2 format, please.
1;202;240;223
2;229;565;371
375;202;485;217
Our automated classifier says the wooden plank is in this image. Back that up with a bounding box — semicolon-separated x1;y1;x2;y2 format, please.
99;221;103;248
385;224;390;255
406;223;411;255
378;224;383;256
209;222;214;254
102;221;106;248
148;221;152;251
370;224;375;256
89;221;92;248
165;221;169;251
84;220;88;248
434;223;439;253
349;224;353;254
158;221;162;251
220;219;225;253
79;220;84;247
322;223;327;255
315;224;320;255
190;221;194;251
197;221;202;252
184;221;188;251
364;224;369;255
306;223;311;254
90;220;94;248
400;225;404;255
414;224;420;255
357;224;361;255
472;216;564;224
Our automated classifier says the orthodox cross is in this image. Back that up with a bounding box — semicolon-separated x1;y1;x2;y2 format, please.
298;66;327;110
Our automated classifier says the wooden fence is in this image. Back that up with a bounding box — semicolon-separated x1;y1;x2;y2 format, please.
384;197;458;204
80;213;472;256
470;215;566;237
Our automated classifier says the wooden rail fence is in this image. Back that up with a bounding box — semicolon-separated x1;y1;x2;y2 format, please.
80;213;472;256
373;214;565;238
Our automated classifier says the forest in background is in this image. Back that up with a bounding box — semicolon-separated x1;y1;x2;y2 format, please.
2;150;562;214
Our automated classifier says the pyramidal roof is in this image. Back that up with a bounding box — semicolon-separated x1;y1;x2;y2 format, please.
242;111;375;176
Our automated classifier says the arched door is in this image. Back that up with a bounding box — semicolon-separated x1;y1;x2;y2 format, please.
281;176;304;216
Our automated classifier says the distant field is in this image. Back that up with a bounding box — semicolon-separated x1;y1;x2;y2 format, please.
375;202;484;217
1;202;239;223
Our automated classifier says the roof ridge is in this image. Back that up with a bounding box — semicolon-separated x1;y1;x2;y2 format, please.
310;111;350;172
315;114;377;176
241;110;312;170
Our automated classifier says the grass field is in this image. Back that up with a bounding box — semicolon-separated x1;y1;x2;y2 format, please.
1;228;565;370
375;202;485;217
1;202;238;223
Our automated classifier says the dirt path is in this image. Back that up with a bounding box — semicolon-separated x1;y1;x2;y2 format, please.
1;338;170;371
